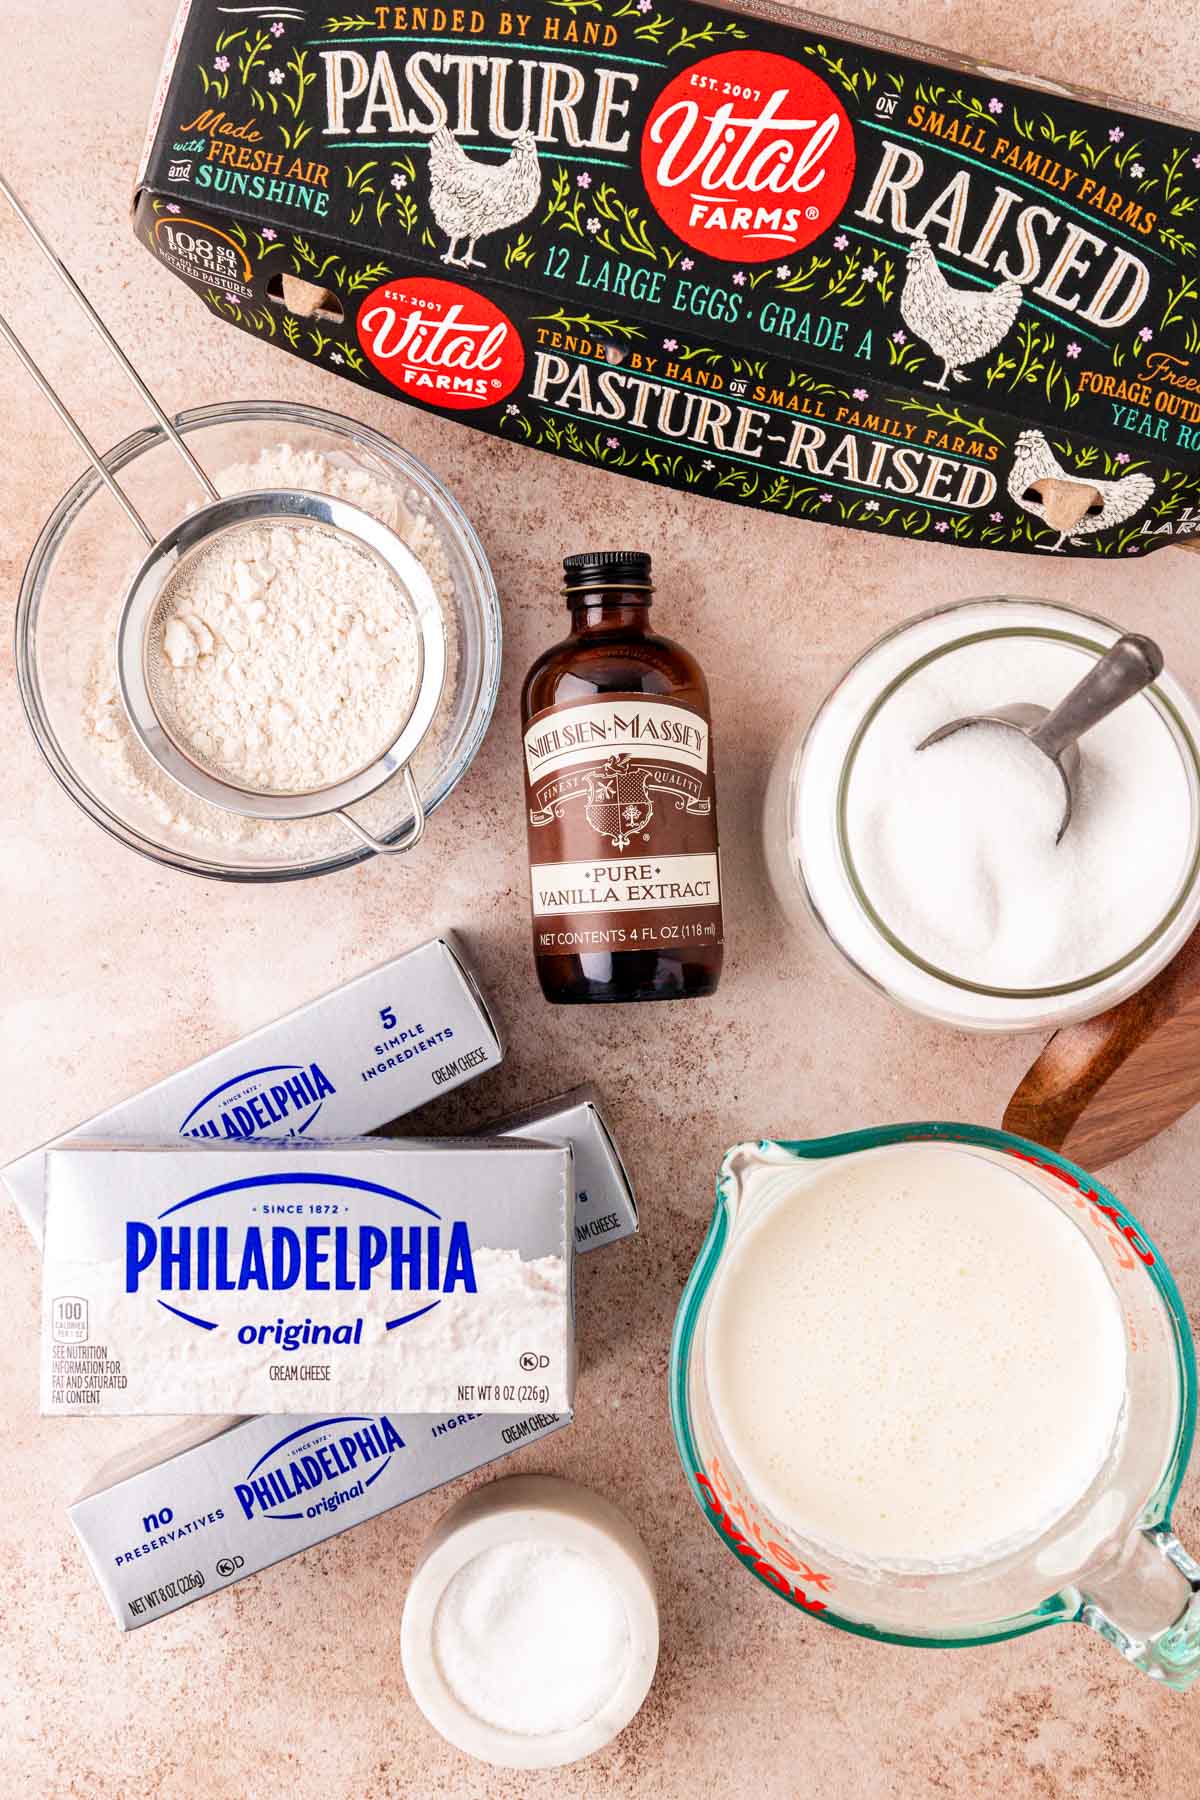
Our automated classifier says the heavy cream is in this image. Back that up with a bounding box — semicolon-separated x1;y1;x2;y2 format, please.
705;1143;1128;1568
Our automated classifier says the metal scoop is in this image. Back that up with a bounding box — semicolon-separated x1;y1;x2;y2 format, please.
916;632;1164;843
0;171;443;858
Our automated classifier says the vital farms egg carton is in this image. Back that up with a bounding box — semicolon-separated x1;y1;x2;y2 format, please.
133;0;1200;557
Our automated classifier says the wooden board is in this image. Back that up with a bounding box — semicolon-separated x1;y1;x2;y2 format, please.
1003;924;1200;1167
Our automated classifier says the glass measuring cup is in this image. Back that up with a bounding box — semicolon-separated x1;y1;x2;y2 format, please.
669;1122;1200;1688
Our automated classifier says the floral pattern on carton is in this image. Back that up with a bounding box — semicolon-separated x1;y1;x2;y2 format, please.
134;2;1200;554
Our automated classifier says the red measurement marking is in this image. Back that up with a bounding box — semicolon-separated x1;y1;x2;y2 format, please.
696;1471;829;1611
1006;1148;1154;1265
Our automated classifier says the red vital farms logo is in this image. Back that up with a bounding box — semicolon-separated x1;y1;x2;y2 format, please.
640;50;855;263
356;277;524;410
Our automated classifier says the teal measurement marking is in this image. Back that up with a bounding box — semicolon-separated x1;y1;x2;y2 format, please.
841;222;1107;347
307;34;665;68
858;119;1170;265
529;404;973;513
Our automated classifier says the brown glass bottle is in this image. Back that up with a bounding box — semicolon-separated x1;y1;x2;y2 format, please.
520;551;724;1004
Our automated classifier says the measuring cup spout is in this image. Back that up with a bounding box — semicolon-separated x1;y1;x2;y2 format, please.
1078;1526;1200;1690
714;1138;846;1242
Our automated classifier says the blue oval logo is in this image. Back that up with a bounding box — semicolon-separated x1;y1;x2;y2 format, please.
178;1062;336;1141
234;1414;405;1522
126;1173;474;1335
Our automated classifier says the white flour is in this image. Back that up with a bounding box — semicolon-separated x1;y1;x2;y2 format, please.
154;518;420;794
86;445;459;846
433;1541;630;1736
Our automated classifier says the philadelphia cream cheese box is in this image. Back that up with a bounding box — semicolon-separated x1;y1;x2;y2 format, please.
484;1088;639;1253
5;934;502;1248
69;1408;569;1631
41;1139;574;1416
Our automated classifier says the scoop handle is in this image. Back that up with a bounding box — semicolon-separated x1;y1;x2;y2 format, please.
1030;633;1164;760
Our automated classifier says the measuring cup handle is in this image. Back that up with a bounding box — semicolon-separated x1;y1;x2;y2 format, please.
334;766;426;858
1078;1526;1200;1690
1030;633;1163;761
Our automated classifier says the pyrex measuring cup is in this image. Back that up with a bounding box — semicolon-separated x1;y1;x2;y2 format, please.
669;1123;1200;1688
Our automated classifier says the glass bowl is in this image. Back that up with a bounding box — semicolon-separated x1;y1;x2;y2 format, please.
764;596;1200;1032
15;400;501;881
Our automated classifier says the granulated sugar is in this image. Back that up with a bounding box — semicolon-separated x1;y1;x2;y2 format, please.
85;444;459;844
846;635;1191;988
432;1541;630;1736
154;517;420;794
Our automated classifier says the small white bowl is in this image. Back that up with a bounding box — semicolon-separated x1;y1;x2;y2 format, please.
401;1474;659;1769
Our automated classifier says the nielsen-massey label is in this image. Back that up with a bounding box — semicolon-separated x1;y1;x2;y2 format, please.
523;695;723;956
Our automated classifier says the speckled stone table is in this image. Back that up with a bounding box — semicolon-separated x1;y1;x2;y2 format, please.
2;3;1200;1795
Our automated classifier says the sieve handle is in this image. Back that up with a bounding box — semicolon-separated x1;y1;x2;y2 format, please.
334;765;427;858
0;304;156;544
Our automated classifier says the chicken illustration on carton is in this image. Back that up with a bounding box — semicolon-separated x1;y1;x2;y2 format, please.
900;236;1023;396
428;127;542;270
133;0;1200;557
1009;428;1158;552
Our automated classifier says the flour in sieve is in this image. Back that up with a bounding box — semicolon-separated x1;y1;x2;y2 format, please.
153;518;420;794
85;445;461;845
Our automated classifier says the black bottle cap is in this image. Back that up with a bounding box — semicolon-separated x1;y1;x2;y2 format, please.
563;550;652;593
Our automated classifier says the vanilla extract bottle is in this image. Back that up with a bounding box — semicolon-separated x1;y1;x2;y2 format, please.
520;551;724;1004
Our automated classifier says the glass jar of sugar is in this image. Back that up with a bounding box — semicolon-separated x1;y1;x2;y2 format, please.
766;597;1200;1032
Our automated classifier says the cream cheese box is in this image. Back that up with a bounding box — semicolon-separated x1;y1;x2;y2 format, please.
484;1088;639;1254
5;934;503;1249
69;1408;569;1631
42;1139;574;1416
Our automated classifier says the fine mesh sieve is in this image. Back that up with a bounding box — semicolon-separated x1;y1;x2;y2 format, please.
0;172;446;858
116;490;446;842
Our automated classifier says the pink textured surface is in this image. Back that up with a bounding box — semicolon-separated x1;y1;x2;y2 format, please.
2;3;1199;1794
